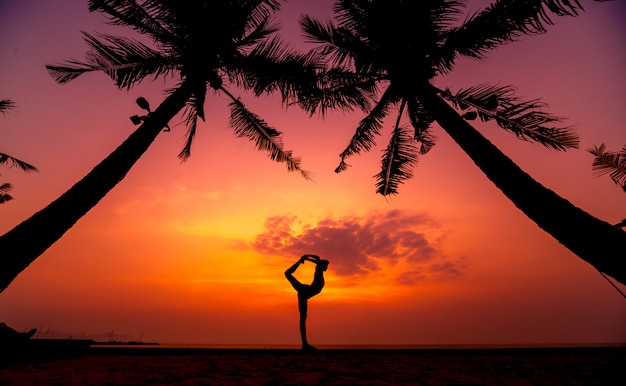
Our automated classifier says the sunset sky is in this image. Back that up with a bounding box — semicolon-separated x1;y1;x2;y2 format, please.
1;0;625;346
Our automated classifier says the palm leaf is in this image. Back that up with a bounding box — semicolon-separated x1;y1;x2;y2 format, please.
440;84;579;150
231;36;321;103
437;0;607;72
46;32;174;89
375;108;418;196
177;80;208;161
406;97;436;154
0;189;13;204
267;15;379;115
0;100;16;114
88;0;176;43
542;0;611;16
429;0;467;31
588;144;626;189
238;12;281;49
299;14;361;70
0;183;12;193
1;101;36;205
177;106;197;162
335;86;395;173
228;99;312;180
0;153;38;172
242;0;283;29
294;67;377;116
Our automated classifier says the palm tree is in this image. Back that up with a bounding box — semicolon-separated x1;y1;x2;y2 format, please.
297;0;626;285
0;0;320;292
1;99;38;204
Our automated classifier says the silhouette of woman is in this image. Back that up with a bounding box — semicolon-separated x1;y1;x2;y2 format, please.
284;254;329;351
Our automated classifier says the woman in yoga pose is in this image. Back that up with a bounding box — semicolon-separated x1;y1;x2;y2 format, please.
284;254;329;351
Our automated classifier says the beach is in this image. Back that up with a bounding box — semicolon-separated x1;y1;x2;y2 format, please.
1;346;624;385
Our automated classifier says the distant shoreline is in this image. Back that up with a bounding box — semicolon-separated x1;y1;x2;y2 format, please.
90;341;159;346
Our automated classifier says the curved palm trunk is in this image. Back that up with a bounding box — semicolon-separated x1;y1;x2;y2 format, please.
0;80;194;293
416;84;626;286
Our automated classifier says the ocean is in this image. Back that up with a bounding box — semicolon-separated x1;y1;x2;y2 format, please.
89;342;626;350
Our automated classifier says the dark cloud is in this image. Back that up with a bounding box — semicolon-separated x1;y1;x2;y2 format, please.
429;261;464;278
397;270;427;285
249;210;466;283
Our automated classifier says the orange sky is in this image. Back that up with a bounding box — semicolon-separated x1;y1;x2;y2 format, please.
1;0;625;345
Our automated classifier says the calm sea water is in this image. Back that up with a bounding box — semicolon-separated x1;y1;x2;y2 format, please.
90;342;626;350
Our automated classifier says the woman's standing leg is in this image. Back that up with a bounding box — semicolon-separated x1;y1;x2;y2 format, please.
298;294;317;351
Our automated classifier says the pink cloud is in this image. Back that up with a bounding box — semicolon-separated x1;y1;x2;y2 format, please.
249;210;466;282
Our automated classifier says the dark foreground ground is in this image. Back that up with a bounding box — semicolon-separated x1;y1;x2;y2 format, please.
1;346;624;385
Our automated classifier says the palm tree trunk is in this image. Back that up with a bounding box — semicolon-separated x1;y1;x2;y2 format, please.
0;80;194;293
416;84;626;286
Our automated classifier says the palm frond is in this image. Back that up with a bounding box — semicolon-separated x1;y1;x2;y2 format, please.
231;36;322;104
0;101;35;205
0;100;16;114
45;60;94;84
294;67;378;116
299;14;360;70
236;0;283;47
588;143;626;189
177;107;199;163
437;0;605;72
335;86;395;173
88;0;176;43
542;0;611;16
440;84;579;150
430;0;467;31
375;120;418;196
406;97;436;154
0;153;38;172
242;0;283;29
228;100;312;180
177;81;208;161
46;32;174;88
301;7;395;76
238;16;280;50
0;188;13;204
